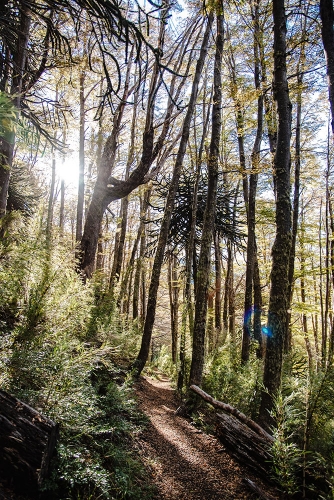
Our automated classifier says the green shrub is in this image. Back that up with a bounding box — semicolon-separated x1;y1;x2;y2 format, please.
0;214;154;499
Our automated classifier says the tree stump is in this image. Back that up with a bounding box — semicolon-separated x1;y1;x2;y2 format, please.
0;389;58;494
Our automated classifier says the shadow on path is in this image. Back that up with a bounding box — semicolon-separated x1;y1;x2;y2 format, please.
135;375;279;500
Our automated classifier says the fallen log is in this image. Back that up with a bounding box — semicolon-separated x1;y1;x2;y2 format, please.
216;412;273;476
189;384;273;441
0;389;59;494
189;385;273;477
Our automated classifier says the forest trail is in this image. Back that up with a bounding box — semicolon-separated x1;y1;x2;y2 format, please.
135;374;279;500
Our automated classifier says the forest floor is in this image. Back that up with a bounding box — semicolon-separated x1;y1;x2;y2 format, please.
134;373;281;500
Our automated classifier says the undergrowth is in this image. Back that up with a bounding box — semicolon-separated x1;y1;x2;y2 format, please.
0;213;155;500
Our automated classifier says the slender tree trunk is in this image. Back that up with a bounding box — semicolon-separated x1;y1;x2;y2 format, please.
76;70;85;242
319;200;327;363
300;209;313;370
59;131;66;235
286;12;307;352
253;244;263;357
168;251;179;363
324;167;331;364
110;86;138;289
132;14;214;376
214;232;222;347
96;232;104;271
46;150;56;237
207;287;215;355
177;96;212;391
222;183;239;346
189;12;224;388
259;0;292;429
242;0;264;362
133;223;145;320
311;258;320;369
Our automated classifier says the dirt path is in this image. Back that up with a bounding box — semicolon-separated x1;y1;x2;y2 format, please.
135;374;279;500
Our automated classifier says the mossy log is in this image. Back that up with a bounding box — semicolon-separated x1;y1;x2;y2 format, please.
189;385;273;477
0;389;58;494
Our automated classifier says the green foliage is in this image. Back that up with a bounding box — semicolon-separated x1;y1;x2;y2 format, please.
149;344;177;380
273;358;334;498
0;214;154;499
270;392;303;496
202;344;263;419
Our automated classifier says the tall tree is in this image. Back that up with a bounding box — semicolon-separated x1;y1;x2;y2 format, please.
189;8;224;388
241;0;264;362
132;12;214;377
259;0;292;428
79;2;192;277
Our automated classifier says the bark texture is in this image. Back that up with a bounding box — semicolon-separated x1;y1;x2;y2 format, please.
259;0;292;428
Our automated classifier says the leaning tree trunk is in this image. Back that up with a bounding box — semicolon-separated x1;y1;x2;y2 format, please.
132;14;214;376
259;0;292;430
189;11;224;388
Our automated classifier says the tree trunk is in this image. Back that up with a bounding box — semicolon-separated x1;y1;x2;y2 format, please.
79;7;187;277
259;0;292;429
168;251;179;363
79;52;134;277
132;14;214;376
286;15;307;352
76;69;86;243
110;86;138;289
300;211;313;370
242;0;263;363
46;149;56;237
320;0;334;135
216;413;273;478
177;97;212;390
189;12;224;388
214;232;222;347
